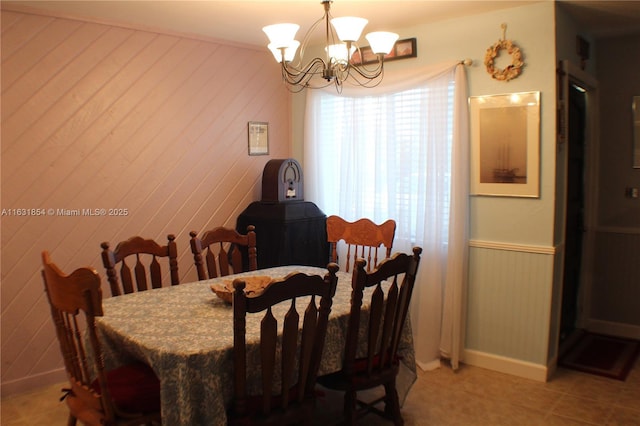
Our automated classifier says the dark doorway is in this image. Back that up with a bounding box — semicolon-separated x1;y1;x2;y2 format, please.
560;83;587;345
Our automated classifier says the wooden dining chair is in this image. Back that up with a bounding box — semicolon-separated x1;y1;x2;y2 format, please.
326;215;397;272
101;234;179;297
41;251;161;426
229;263;339;425
316;247;422;426
189;225;257;280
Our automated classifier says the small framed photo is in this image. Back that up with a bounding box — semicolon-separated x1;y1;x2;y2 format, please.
351;38;417;66
248;122;269;155
469;91;540;197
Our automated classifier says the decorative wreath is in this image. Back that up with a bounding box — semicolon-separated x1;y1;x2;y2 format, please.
484;38;524;82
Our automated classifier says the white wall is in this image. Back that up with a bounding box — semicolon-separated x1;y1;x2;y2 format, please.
292;1;559;380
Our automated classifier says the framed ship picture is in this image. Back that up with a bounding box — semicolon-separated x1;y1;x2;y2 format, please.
469;91;540;197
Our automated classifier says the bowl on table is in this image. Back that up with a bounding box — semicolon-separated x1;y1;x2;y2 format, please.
210;275;272;304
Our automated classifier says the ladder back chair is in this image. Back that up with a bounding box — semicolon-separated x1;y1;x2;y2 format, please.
41;251;161;426
229;263;339;425
326;215;396;272
101;234;179;297
317;247;422;426
189;225;257;280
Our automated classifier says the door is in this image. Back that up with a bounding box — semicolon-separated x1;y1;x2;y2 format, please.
557;60;598;347
560;83;587;343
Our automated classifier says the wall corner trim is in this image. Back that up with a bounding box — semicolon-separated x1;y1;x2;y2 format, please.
469;240;556;255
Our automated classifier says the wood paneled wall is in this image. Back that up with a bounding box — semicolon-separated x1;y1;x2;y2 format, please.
1;9;291;394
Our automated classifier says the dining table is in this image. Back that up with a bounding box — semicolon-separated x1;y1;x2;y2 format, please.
95;265;417;425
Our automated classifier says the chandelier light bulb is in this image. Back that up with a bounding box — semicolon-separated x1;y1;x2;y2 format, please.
330;17;368;42
365;31;400;55
268;40;300;63
326;43;356;64
262;23;300;49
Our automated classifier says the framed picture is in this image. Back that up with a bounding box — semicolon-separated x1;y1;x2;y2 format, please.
351;38;417;66
633;95;640;168
248;121;269;155
469;91;540;197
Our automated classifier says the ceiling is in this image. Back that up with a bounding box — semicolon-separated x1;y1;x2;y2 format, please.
4;0;640;47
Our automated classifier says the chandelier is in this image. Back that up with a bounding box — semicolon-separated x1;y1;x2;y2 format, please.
262;0;399;92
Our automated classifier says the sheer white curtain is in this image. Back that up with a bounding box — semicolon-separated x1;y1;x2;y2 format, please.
304;61;469;370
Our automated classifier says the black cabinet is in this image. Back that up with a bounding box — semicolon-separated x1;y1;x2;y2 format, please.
236;201;329;269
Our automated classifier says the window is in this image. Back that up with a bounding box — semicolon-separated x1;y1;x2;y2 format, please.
306;72;456;248
305;62;469;368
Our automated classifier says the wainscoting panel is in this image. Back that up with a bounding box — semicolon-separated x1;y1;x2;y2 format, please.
1;8;290;394
467;242;555;366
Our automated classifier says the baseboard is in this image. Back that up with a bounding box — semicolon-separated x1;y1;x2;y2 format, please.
585;319;640;340
416;358;442;372
462;349;548;382
1;368;66;397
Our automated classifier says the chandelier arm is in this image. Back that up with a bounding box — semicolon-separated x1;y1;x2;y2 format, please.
349;61;383;80
350;45;386;72
296;14;327;69
341;62;386;88
304;78;335;90
282;57;327;79
350;71;385;88
284;68;333;92
282;58;327;87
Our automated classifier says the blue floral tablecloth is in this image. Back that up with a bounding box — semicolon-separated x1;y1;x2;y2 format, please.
96;265;416;425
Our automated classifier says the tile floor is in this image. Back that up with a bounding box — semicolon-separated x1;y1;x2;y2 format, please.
2;358;639;425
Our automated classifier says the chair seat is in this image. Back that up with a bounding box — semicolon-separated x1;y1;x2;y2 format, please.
317;358;400;392
352;352;402;373
42;251;162;425
228;384;315;424
91;361;161;414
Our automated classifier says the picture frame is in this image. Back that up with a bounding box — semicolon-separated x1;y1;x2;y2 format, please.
633;95;640;168
469;91;540;197
351;37;417;66
248;121;269;155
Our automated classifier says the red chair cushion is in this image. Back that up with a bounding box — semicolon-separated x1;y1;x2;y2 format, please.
352;352;402;373
92;361;161;414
